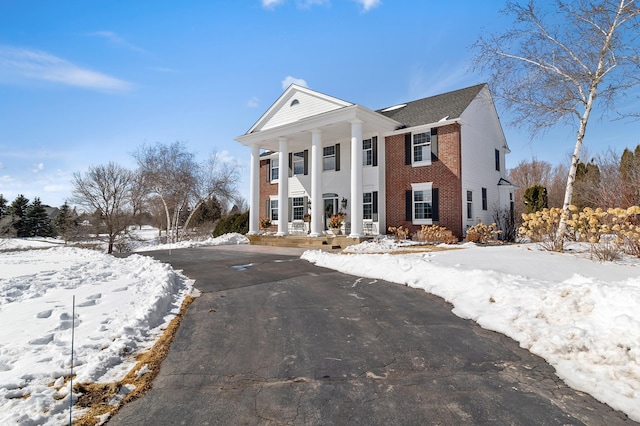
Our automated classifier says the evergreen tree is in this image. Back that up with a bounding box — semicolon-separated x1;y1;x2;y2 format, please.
523;185;548;213
26;197;53;237
573;161;601;209
9;194;30;237
53;202;78;242
0;194;7;218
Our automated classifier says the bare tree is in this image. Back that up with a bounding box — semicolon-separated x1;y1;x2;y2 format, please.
474;0;640;250
71;162;133;254
180;152;240;239
134;142;197;243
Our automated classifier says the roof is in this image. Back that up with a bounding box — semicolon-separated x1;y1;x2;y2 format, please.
376;83;487;129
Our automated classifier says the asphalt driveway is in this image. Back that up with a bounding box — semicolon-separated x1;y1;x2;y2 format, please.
108;245;634;425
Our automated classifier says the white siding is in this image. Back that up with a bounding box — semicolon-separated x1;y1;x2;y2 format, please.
460;86;511;233
261;92;347;131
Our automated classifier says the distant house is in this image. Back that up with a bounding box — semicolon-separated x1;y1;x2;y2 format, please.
235;83;515;239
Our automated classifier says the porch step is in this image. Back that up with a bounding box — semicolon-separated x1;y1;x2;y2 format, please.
247;234;371;250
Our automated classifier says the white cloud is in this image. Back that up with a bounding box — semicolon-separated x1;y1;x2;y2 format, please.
262;0;285;9
297;0;329;8
353;0;381;12
247;96;260;108
86;31;146;53
31;163;44;173
282;76;308;90
0;46;133;92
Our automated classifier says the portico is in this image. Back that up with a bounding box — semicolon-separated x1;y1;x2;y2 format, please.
235;84;399;238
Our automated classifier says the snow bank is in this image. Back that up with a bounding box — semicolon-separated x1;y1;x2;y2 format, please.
0;247;193;425
302;243;640;422
134;232;249;252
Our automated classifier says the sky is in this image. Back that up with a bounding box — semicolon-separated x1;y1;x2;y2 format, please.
1;0;639;208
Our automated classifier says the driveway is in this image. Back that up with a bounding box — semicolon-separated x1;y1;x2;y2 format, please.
108;245;633;425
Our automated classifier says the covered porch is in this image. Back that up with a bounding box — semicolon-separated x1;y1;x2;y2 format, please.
235;84;400;240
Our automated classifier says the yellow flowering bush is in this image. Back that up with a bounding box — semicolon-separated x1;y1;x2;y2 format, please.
414;225;458;244
466;222;502;244
520;205;640;259
518;207;567;251
388;225;411;242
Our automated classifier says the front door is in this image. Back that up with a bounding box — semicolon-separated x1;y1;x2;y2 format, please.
323;197;338;230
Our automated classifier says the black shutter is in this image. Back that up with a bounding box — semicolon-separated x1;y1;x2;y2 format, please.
431;128;438;161
432;188;439;222
303;196;309;216
372;136;378;167
288;198;292;222
335;143;341;171
404;134;412;165
372;191;378;221
405;189;412;221
265;159;270;182
265;200;270;219
303;150;309;175
288;153;293;177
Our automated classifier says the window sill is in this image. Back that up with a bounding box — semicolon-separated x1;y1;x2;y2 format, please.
413;219;433;225
411;160;432;168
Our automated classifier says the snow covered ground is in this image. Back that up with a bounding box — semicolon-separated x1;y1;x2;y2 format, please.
2;232;639;423
303;239;640;422
0;231;248;425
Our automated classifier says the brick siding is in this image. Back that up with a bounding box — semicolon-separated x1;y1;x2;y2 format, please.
385;124;463;239
259;159;278;222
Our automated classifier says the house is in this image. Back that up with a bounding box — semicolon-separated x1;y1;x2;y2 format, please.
235;83;515;240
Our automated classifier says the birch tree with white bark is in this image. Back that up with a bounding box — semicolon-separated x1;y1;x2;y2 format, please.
473;0;640;251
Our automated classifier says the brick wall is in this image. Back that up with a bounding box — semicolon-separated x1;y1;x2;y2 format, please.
259;159;278;221
385;123;463;239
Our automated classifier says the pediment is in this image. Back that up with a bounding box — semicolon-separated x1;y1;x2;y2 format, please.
247;84;353;134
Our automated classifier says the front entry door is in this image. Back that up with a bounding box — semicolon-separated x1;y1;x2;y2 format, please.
323;197;338;230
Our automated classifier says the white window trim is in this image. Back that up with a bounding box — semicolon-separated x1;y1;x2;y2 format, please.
411;182;433;225
323;146;336;172
270;158;280;183
363;138;373;167
412;132;432;168
269;196;279;224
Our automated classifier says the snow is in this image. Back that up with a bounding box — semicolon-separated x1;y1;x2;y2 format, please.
133;232;249;252
302;239;640;422
0;243;194;425
2;230;638;423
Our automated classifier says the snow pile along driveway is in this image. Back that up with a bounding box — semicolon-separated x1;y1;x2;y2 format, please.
302;242;640;422
0;247;193;425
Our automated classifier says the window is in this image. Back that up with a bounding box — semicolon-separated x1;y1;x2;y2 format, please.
495;149;500;171
363;192;373;220
414;189;433;220
323;146;335;171
292;197;304;221
467;191;473;219
270;199;278;221
413;132;431;164
270;159;279;181
292;152;305;175
482;188;488;210
363;139;372;166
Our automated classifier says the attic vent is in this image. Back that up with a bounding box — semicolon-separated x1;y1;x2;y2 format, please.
290;99;300;106
380;103;406;112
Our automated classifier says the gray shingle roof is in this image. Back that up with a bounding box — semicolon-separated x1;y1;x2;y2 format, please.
377;83;486;129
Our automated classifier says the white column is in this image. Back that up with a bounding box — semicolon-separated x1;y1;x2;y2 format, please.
310;129;323;237
349;120;364;237
276;137;289;236
248;144;260;235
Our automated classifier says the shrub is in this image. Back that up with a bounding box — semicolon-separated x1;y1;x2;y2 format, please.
212;211;249;237
388;225;411;242
466;222;502;244
414;225;457;244
518;207;566;251
260;217;271;230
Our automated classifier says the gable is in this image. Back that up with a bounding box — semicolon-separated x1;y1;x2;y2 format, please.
248;85;353;134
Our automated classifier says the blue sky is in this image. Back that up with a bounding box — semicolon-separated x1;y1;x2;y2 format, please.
1;0;638;208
